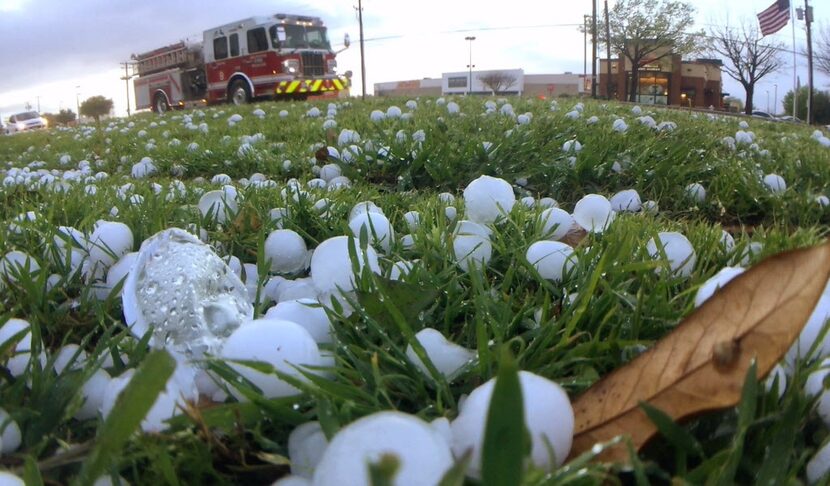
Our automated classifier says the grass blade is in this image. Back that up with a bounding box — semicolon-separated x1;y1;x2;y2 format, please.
481;348;526;486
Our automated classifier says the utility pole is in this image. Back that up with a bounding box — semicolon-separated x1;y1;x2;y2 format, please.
773;83;778;115
804;0;814;124
591;0;598;98
465;36;476;95
583;15;590;82
120;62;134;117
604;0;612;100
356;0;366;100
75;86;81;126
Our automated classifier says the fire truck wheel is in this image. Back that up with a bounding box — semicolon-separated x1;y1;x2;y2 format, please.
153;94;170;114
229;81;251;106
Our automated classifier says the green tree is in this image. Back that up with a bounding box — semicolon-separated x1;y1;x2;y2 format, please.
708;20;785;115
598;0;701;102
43;109;77;127
782;87;830;124
80;96;113;123
723;96;744;112
817;26;830;77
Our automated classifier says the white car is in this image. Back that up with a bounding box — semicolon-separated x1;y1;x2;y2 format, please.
5;111;47;134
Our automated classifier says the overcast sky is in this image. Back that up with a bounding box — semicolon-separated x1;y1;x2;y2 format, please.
0;0;827;119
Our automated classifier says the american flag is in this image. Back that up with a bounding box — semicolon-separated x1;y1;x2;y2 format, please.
757;0;790;36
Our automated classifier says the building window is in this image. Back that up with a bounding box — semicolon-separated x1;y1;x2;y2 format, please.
448;76;467;88
628;72;670;105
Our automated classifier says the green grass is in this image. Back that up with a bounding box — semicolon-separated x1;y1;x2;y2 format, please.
0;96;829;484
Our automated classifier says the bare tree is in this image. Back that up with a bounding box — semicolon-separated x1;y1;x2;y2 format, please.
817;25;830;77
598;0;701;102
708;20;785;115
477;72;518;95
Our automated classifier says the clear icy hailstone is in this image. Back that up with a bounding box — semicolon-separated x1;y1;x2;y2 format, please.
540;208;576;241
694;266;745;308
265;298;332;344
221;318;322;400
763;173;786;193
612;118;628;133
310;236;380;294
646;231;696;277
349;211;394;253
562;140;582;153
573;194;615;233
526;241;576;282
565;110;580;120
369;110;385;122
198;189;238;223
586;115;599;125
405;328;475;380
453;233;492;272
447;101;460;114
631;105;642;115
386;105;402;118
313;411;453;486
609;189;642;212
264;229;308;274
463;175;516;224
122;228;253;358
685;182;706;203
450;371;573;478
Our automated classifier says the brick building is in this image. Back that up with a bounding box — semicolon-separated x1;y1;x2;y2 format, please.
374;70;585;98
598;50;724;109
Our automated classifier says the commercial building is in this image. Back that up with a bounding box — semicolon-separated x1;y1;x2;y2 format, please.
374;69;586;98
597;46;724;109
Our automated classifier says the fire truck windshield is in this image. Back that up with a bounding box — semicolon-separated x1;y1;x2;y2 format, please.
269;24;330;50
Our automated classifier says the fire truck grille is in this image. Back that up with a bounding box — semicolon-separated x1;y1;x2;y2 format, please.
302;52;325;76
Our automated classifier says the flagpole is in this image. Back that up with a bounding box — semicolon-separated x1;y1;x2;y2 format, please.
791;0;798;118
805;0;814;124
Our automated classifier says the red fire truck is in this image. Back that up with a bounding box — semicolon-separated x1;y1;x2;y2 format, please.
132;13;350;113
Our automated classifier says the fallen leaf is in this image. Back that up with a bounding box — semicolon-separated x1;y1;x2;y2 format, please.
568;242;830;462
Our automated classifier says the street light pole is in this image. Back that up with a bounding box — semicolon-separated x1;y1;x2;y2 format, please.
773;84;778;115
766;90;770;113
75;86;81;126
465;36;476;95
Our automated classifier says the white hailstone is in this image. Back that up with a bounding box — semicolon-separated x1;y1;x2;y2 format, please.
102;364;197;433
198;189;239;223
306;107;321;118
720;230;736;253
405;100;418;110
278;279;319;302
211;173;232;185
631;105;642;115
538;197;558;209
447;101;460;114
540;208;576;241
565;110;580;120
337;129;360;146
264;230;308;274
0;408;21;454
0;318;41;378
75;369;111;420
638;116;657;129
348;201;384;221
763;173;786;193
453;233;492;272
349;212;394;253
400;234;416;250
59;154;72;165
764;363;787;398
441;206;455;221
573;194;615;233
253;108;266;118
128;194;144;206
562;140;582;153
517;113;531;125
289;422;329;479
816;195;830;207
53;343;88;375
187;142;200;152
438;192;456;205
454;220;492;239
694;266;745;307
403;211;420;232
86;222;133;281
8;210;37;234
808;441;830;484
685;182;706;202
609;189;642;212
310;236;380;294
313;411;453;486
276;109;289;119
463;175;515;224
612;118;628;133
739;121;749;129
312;197;329;211
369;110;385;122
319;164;341;182
451;371;574;477
131;157;157;179
818;136;830;148
327;176;352;190
405;328;475;380
786;294;830;367
386;105;402;118
122;228;253;358
586;115;599;125
412;129;426;143
228;113;243;125
265;299;332;344
735;130;754;145
657;121;677;132
647;231;697;277
389;259;415;280
643;200;659;213
220;318;322;400
521;196;536;207
526;241;576;282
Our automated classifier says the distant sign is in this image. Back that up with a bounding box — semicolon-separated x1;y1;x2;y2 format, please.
396;80;420;89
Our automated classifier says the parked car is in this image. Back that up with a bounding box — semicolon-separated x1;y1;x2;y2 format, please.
751;110;774;119
5;111;47;134
776;115;803;123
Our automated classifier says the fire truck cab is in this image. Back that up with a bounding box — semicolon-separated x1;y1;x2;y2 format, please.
133;13;347;113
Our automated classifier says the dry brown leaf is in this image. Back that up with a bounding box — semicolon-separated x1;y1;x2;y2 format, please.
568;242;830;462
